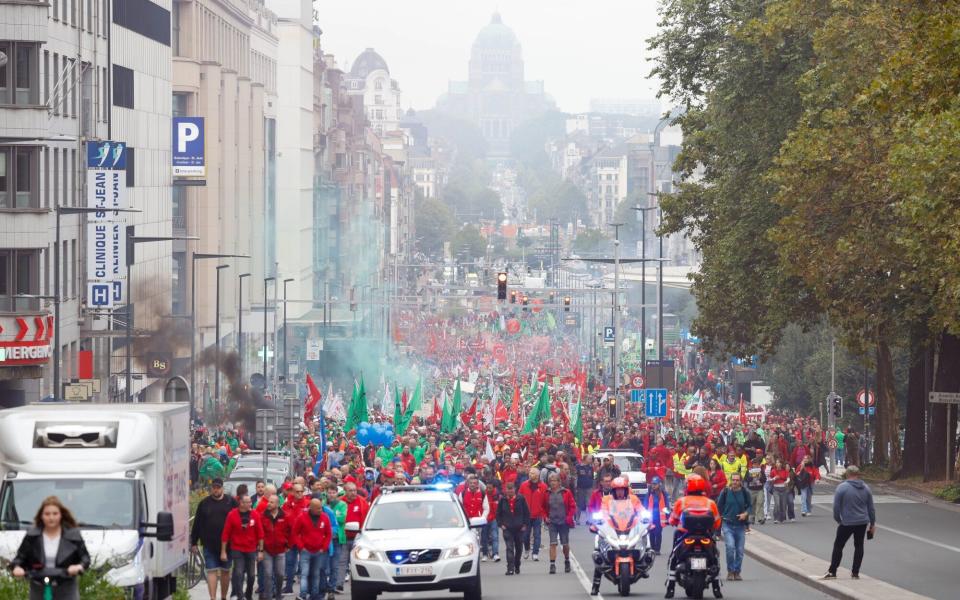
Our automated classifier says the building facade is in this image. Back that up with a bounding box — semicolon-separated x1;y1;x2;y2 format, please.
344;48;401;137
0;0;173;406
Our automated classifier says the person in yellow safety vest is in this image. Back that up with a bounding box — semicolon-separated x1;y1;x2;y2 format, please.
671;445;694;499
715;449;746;481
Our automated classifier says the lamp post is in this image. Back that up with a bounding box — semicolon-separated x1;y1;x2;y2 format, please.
632;205;658;379
263;276;275;389
125;231;197;403
214;264;230;415
608;223;624;419
53;206;139;401
238;273;251;381
282;278;294;382
190;252;248;424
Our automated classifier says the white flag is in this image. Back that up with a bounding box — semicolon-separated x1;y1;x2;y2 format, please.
483;440;496;462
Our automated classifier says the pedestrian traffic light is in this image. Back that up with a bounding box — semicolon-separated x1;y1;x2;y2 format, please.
497;272;508;300
509;290;517;304
563;296;571;311
832;396;842;418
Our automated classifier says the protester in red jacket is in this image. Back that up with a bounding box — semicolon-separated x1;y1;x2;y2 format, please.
220;495;264;600
587;472;615;517
342;482;369;542
292;499;333;554
517;467;549;559
459;475;491;520
260;495;290;556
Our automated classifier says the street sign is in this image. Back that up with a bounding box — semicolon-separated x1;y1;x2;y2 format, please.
603;326;615;348
644;388;668;418
929;392;960;405
856;388;876;407
631;373;645;389
630;389;642;403
644;360;676;392
858;406;876;416
306;339;323;361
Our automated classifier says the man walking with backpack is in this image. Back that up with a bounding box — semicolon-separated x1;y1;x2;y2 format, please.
717;473;752;580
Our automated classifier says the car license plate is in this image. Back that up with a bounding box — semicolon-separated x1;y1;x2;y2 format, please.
396;566;433;576
690;557;707;571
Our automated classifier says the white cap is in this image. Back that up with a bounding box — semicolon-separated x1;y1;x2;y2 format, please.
510;453;520;460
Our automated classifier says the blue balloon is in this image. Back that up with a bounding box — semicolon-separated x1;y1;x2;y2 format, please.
356;430;370;446
359;421;370;430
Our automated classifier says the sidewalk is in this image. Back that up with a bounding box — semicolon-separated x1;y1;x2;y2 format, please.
824;470;960;514
744;529;932;600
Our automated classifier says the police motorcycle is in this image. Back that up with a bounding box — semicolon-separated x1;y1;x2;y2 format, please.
589;478;657;596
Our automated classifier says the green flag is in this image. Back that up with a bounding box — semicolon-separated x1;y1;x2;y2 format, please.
571;401;583;441
441;380;462;434
346;376;368;431
399;379;422;435
392;384;403;430
522;383;551;434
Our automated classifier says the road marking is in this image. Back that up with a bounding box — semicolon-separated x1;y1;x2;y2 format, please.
813;505;960;553
568;550;604;600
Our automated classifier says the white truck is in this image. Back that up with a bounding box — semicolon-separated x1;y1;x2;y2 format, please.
750;382;775;408
0;403;189;598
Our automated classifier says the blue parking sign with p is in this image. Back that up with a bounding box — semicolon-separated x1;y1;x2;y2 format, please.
172;117;205;176
644;388;668;418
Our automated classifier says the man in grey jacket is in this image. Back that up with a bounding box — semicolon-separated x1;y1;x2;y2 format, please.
824;466;876;579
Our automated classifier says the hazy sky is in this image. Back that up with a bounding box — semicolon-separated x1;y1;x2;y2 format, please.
316;0;664;113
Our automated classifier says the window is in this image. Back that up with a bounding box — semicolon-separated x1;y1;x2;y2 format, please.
112;0;171;46
374;94;383;105
0;249;41;310
172;1;181;56
112;64;134;109
0;42;40;105
172;91;189;117
125;148;135;187
375;79;383;91
0;147;39;208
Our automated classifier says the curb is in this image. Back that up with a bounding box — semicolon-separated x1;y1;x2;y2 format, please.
742;529;931;600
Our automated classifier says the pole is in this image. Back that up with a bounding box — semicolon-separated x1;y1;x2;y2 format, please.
126;260;132;402
53;209;61;401
263;277;273;385
190;254;196;423
282;278;293;382
611;223;622;420
641;212;646;379
657;208;664;408
272;278;279;396
215;265;228;417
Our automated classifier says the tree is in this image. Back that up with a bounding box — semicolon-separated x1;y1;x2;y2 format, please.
648;0;821;360
571;229;609;256
415;195;455;256
451;225;487;260
527;180;588;225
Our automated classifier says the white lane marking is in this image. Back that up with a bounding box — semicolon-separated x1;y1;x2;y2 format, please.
812;504;960;553
568;550;605;600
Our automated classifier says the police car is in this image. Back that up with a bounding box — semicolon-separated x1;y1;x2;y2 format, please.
346;484;484;600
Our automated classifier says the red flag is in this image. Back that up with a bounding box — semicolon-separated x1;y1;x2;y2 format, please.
304;374;322;421
401;388;409;413
494;395;508;428
510;383;521;425
738;393;746;425
461;398;478;426
430;395;442;424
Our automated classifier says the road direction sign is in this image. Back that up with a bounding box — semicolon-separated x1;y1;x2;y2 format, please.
630;389;642;403
856;388;875;407
644;388;668;418
631;373;645;389
929;392;960;405
858;406;876;416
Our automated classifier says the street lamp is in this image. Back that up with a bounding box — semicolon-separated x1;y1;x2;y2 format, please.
190;252;248;424
214;264;230;414
53;206;139;401
263;276;275;388
125;231;197;403
238;273;251;380
282;278;294;381
632;205;658;378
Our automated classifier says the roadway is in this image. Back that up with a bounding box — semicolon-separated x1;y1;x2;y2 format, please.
751;477;960;600
190;524;828;600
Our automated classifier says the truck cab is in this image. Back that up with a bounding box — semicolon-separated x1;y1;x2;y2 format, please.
0;403;188;599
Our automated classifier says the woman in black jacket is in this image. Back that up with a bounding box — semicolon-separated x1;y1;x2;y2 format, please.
10;496;91;600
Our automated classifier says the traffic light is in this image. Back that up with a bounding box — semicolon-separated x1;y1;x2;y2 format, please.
563;296;571;311
510;290;517;304
549;291;555;302
522;294;529;309
497;272;508;300
832;396;842;418
609;393;617;417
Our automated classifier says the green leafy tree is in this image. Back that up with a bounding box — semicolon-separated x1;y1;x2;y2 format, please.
451;225;487;260
415;195;455;256
571;229;609;256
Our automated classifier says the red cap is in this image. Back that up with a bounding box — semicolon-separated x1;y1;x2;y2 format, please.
382;470;395;479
